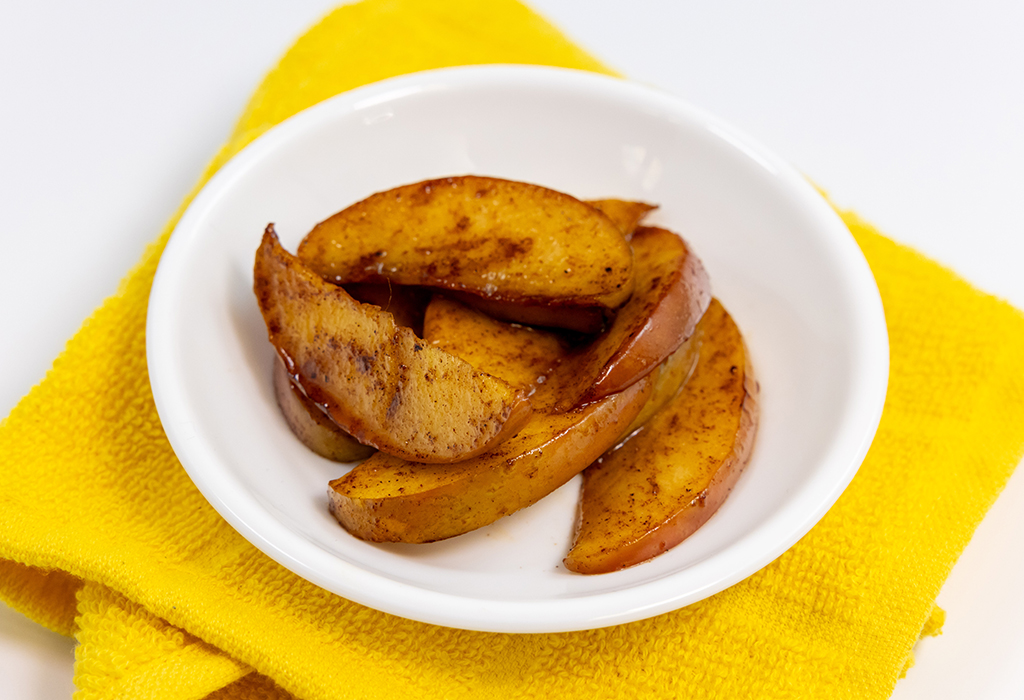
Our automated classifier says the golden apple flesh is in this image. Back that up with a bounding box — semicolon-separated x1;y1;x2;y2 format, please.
564;299;758;574
253;226;531;464
297;176;635;313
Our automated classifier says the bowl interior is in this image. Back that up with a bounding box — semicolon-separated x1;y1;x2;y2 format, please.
148;66;887;632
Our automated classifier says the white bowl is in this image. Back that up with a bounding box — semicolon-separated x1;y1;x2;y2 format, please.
147;65;888;633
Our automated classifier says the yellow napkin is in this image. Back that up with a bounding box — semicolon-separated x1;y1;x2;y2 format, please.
3;1;1024;698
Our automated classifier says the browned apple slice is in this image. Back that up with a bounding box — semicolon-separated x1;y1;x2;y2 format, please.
446;199;654;333
545;226;711;411
563;299;758;575
296;176;635;313
272;358;375;463
327;297;650;542
585;199;657;240
254;226;531;464
422;295;571;393
328;376;653;543
422;293;695;419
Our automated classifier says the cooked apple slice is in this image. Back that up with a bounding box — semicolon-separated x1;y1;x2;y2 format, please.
563;299;758;575
545;226;711;411
296;176;635;313
450;200;654;333
585;199;657;240
422;293;696;418
328;375;653;543
327;297;648;542
272;358;375;463
326;293;704;543
422;295;571;393
254;226;531;464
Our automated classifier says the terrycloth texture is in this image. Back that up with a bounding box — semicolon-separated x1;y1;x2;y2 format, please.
2;0;1024;697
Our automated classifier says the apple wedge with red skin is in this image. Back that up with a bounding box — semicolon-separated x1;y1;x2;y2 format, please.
545;226;711;411
328;378;653;543
455;201;656;333
564;299;759;574
328;296;656;543
451;197;656;333
254;227;531;464
296;176;635;335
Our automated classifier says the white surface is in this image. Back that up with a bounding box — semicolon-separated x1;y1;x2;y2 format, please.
147;65;888;632
0;0;1020;693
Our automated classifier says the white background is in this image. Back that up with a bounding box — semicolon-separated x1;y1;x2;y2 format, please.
1;1;1022;697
